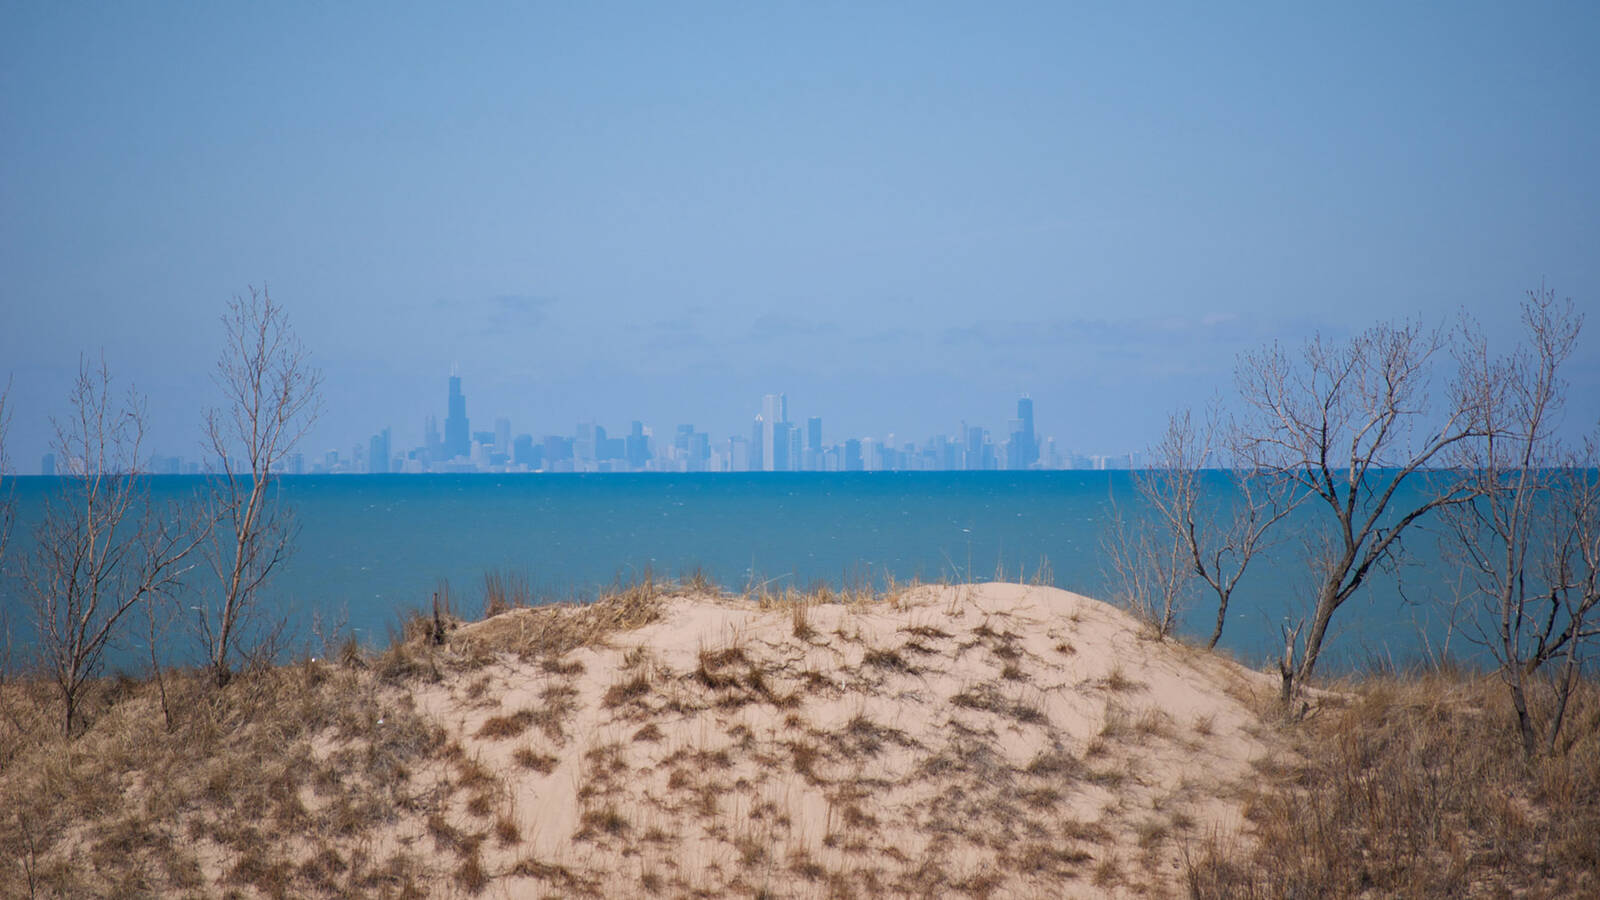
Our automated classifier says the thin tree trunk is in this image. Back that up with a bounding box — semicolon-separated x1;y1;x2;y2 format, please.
1545;648;1582;756
1508;672;1537;759
1206;591;1229;650
1293;582;1340;694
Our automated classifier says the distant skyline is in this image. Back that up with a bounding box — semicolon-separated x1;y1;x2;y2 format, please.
103;375;1121;476
3;3;1598;465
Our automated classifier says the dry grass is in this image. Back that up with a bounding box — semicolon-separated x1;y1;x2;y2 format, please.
1100;663;1144;693
0;573;680;899
20;577;1587;899
476;708;538;739
1185;671;1600;899
0;659;448;898
456;573;669;661
512;746;559;774
601;672;653;709
790;601;816;641
482;569;533;617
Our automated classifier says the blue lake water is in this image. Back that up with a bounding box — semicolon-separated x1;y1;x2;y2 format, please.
0;472;1470;673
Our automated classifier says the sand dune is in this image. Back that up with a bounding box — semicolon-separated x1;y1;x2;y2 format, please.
0;582;1288;898
390;582;1282;898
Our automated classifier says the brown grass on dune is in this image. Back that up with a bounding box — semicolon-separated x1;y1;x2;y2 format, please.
0;658;451;898
453;572;670;661
0;573;688;899
10;575;1592;899
1185;672;1600;899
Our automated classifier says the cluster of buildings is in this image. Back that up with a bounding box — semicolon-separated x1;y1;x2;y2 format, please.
291;373;1138;475
63;372;1138;476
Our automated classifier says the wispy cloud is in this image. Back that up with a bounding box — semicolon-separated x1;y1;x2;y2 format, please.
851;327;920;345
939;314;1265;350
749;314;841;341
632;310;718;353
934;313;1287;379
433;294;555;335
484;294;553;331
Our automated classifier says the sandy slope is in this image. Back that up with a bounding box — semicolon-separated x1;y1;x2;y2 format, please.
397;583;1282;898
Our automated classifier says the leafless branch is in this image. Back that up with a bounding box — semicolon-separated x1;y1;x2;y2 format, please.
198;286;322;686
1439;286;1594;755
1123;404;1303;649
1235;320;1480;701
21;357;207;736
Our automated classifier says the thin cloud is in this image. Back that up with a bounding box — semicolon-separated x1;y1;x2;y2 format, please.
430;294;555;335
749;314;842;341
484;295;553;331
851;327;919;345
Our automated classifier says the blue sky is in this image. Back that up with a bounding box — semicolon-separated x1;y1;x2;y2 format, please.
3;2;1597;463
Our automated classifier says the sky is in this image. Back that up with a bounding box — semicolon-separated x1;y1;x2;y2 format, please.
3;2;1598;465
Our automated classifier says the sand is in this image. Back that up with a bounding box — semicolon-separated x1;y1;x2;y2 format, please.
386;582;1282;898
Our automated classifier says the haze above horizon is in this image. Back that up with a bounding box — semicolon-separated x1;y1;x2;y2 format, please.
3;2;1597;464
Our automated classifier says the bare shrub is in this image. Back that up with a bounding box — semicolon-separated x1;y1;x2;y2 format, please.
1442;288;1600;756
1235;320;1478;700
198;287;321;686
1113;405;1299;646
22;359;206;736
1101;492;1190;639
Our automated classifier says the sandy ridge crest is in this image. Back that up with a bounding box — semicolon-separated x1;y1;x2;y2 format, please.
406;582;1281;898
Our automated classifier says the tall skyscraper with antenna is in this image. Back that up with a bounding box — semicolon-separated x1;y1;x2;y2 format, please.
444;368;470;460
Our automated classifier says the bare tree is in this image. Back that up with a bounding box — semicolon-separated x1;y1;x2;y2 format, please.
1127;406;1300;649
23;358;205;736
1547;439;1600;748
198;287;321;687
1443;289;1598;756
1235;321;1479;701
1101;490;1190;639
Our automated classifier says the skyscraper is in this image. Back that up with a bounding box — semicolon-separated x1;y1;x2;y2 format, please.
1016;395;1038;468
843;439;862;471
626;421;650;470
368;427;391;474
805;416;822;470
769;421;790;471
964;424;985;470
513;433;537;467
424;414;442;463
494;417;511;455
750;415;764;472
575;420;597;464
761;393;788;471
444;371;470;460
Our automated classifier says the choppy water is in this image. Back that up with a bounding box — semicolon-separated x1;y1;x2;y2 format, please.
0;472;1469;672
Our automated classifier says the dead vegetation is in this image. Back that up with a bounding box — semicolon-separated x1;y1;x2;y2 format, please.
0;656;448;898
0;572;680;899
1185;671;1600;899
14;578;1572;898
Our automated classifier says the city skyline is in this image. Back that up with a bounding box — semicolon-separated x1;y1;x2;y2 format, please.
85;373;1139;477
328;377;1111;474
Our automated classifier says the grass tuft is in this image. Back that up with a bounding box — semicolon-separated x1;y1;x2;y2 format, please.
1186;673;1600;898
